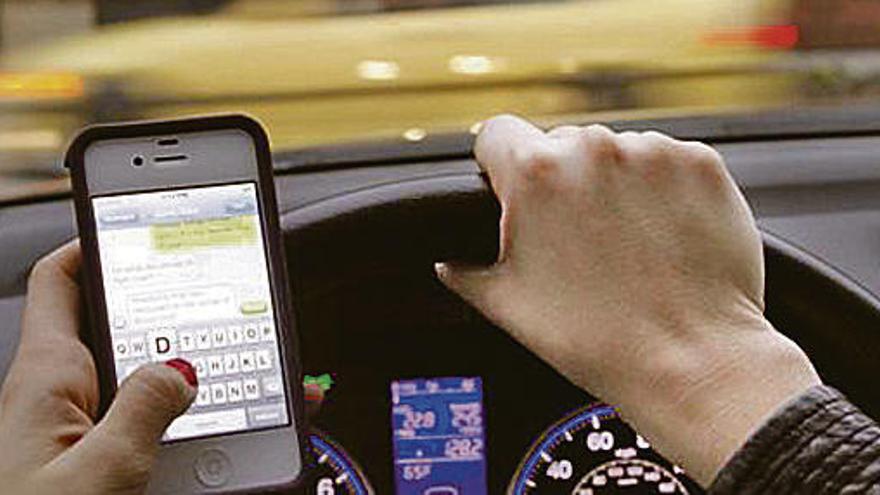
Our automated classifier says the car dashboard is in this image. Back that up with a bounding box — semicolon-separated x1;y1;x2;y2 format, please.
294;262;704;493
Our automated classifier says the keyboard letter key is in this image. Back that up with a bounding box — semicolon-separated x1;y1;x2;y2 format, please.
228;326;244;346
179;331;196;351
227;381;243;403
256;349;272;370
212;327;228;348
147;329;176;359
243;379;260;400
260;324;275;342
210;383;227;404
196;328;212;350
208;355;225;377
196;385;211;406
240;351;256;373
224;353;240;374
113;339;129;359
129;338;147;357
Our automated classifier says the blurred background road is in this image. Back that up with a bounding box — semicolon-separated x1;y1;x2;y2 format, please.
1;0;879;202
2;1;92;52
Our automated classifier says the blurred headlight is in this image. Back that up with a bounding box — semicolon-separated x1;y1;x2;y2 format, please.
0;72;84;100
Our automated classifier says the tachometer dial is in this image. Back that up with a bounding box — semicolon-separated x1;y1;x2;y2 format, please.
573;459;688;494
303;432;373;495
509;405;702;494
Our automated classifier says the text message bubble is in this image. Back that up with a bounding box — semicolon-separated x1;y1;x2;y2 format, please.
109;255;199;288
151;215;256;253
128;286;236;326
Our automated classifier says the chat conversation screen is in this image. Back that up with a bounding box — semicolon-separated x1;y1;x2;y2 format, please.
93;183;290;441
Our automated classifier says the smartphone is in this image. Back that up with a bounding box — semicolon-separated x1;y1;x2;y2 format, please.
65;115;307;493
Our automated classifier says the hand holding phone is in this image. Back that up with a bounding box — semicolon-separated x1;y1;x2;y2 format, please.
66;115;307;493
0;242;201;495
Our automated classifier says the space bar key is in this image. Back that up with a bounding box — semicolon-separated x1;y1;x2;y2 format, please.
166;408;247;438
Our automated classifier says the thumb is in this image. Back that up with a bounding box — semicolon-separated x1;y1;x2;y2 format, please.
58;361;196;491
99;360;197;449
434;261;502;310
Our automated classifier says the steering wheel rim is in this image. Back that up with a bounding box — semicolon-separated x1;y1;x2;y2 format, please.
280;167;880;416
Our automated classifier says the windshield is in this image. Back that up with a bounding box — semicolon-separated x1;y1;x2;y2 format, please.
2;0;879;202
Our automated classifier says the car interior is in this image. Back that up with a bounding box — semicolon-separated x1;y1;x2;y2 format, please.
3;0;880;493
1;103;880;493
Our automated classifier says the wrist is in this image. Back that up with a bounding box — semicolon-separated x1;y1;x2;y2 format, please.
611;318;821;487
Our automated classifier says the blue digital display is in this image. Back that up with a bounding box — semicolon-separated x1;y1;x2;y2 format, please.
391;377;487;495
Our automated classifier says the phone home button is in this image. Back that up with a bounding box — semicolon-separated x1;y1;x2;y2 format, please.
194;448;232;487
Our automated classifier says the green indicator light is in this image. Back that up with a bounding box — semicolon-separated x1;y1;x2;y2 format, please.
304;373;335;392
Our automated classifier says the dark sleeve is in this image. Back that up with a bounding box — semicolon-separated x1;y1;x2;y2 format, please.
709;385;880;494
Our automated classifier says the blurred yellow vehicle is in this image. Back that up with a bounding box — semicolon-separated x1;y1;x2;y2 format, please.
0;0;877;192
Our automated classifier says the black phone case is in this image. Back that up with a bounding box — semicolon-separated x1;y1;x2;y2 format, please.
65;114;309;493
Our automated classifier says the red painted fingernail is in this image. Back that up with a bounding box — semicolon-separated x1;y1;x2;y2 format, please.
165;358;198;388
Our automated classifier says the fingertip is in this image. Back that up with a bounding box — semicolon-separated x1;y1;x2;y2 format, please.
476;114;540;142
126;362;196;414
473;116;506;162
31;240;82;280
480;113;522;129
434;261;450;281
434;261;496;300
164;358;198;389
474;114;549;195
164;364;198;406
63;362;192;488
434;262;461;290
21;240;85;345
26;240;82;301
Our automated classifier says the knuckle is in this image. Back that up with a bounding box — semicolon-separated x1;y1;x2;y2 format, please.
624;132;676;174
579;125;622;162
683;142;727;180
641;130;674;143
512;144;561;185
639;131;677;157
687;141;724;165
26;339;95;378
4;340;96;405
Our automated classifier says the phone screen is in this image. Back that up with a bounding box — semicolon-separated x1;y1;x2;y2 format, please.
92;182;290;441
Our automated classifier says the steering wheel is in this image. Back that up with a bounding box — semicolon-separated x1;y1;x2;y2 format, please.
280;162;880;417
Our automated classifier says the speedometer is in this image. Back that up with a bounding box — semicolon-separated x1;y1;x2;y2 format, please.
302;432;373;495
509;405;702;494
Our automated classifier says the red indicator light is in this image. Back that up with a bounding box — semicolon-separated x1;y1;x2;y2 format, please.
703;24;800;49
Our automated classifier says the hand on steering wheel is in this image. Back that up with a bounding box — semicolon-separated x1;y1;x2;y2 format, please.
437;115;821;485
